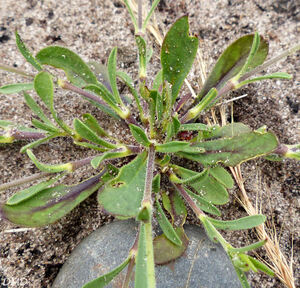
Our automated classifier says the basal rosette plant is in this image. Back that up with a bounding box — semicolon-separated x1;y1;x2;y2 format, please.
0;1;299;287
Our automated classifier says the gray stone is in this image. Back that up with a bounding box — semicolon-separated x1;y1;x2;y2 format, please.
52;220;242;288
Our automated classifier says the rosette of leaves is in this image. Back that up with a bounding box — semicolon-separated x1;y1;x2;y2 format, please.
0;2;299;287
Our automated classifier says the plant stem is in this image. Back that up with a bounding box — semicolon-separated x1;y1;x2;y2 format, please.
70;156;94;170
10;130;46;140
0;172;51;191
0;155;97;192
123;229;140;288
59;80;111;108
0;64;35;78
143;144;155;204
173;182;205;217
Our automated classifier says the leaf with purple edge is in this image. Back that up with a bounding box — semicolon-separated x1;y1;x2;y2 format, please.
198;34;268;99
0;170;114;227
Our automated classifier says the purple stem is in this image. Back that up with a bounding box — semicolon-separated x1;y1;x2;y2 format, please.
143;145;155;203
173;182;205;217
61;81;110;108
11;130;46;140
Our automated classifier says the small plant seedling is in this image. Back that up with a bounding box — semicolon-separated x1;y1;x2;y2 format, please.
0;1;299;287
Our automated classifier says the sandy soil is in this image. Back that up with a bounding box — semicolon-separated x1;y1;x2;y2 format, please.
0;0;299;287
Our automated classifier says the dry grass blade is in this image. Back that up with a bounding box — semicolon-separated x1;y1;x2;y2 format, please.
229;165;295;288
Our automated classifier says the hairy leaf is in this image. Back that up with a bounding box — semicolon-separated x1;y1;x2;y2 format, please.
207;215;266;230
74;118;116;149
135;222;156;287
162;190;187;227
23;92;57;129
209;167;234;189
155;199;182;246
0;83;34;94
82;113;108;137
185;188;221;216
178;131;278;166
36;46;98;87
97;152;147;218
6;175;62;205
172;165;229;205
199;34;268;98
91;147;131;169
26;149;73;173
1;171;112;227
15;31;42;71
107;47;122;104
34;71;54;110
161;16;198;104
129;124;151;147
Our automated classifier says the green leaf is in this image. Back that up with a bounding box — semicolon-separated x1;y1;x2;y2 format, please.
237;72;292;88
36;46;98;87
200;216;220;243
234;267;251;288
23;92;57;128
15;31;42;71
233;32;261;80
136;35;147;79
84;84;123;114
0;83;34;94
107;47;122;104
20;134;59;153
73;118;117;149
135;222;156;287
97;151;147;218
179;123;209;132
184;88;218;122
155;141;189;153
248;256;275;276
209;167;234;189
142;0;160;31
122;0;138;33
1;171;112;227
207;214;266;231
91;147;131;169
73;140;108;152
205;123;251;139
198;34;268;99
152;174;161;194
0;120;14;129
230;239;267;253
129;124;151;147
6;175;62;205
31;119;60;134
82;113;108;137
161;190;187;227
155;199;182;246
185;188;221;216
152;69;163;90
116;71;144;120
153;227;189;265
34;71;54;110
161;16;199;104
172;165;229;205
26;149;73;173
88;61;111;91
178;130;278;167
82;257;130;288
